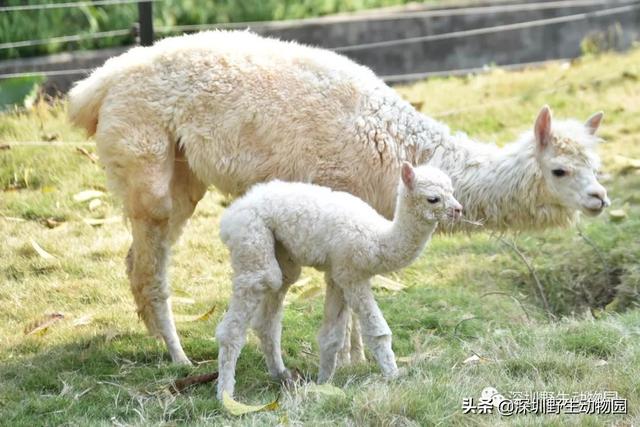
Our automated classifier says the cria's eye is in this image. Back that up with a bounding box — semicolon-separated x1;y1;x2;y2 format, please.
552;169;567;177
427;196;440;204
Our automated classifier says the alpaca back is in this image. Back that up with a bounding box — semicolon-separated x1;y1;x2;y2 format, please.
220;180;388;269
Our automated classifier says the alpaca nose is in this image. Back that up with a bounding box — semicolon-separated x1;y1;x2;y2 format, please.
451;202;463;219
588;186;610;207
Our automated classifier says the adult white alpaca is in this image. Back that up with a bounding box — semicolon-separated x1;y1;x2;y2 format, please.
216;164;461;399
67;30;609;366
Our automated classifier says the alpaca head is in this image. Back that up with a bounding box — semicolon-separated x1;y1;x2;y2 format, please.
400;162;463;222
531;105;610;217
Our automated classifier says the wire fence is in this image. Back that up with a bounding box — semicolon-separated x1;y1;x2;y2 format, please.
0;0;638;82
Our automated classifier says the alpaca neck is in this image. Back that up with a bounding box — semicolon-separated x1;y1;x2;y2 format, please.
427;133;575;231
376;194;438;273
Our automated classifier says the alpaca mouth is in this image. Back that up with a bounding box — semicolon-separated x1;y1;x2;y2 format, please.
582;205;605;217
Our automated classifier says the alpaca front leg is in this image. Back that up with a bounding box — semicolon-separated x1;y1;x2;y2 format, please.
217;284;265;400
317;277;350;383
343;282;398;378
129;217;190;365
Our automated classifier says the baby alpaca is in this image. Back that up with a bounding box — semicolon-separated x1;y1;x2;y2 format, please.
216;163;462;399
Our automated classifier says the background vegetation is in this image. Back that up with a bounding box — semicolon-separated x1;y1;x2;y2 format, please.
0;48;639;425
0;0;442;60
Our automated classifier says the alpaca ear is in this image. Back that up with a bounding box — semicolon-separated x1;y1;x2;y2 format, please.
585;111;604;135
401;161;415;190
534;105;552;149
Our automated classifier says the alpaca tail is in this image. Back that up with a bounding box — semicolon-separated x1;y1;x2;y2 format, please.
67;55;126;136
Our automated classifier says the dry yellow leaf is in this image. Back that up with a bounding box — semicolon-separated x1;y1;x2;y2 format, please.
73;190;104;202
175;304;217;322
305;383;346;398
24;312;64;336
222;391;279;416
30;238;56;260
83;217;120;226
609;209;627;222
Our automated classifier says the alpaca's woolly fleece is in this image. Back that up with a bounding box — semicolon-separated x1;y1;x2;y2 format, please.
215;165;460;398
67;30;610;365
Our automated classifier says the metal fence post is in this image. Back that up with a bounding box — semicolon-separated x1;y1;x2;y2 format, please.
137;1;153;46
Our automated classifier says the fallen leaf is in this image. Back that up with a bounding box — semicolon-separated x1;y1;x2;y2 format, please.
44;218;63;228
305;383;346;398
83;217;119;226
1;216;25;222
294;285;323;302
372;275;406;292
41;186;56;194
24;312;64;335
172;287;193;298
594;359;608;367
222;391;278;416
609;209;627;222
30;238;56;260
88;199;102;211
175;304;217;322
289;277;312;291
73;314;93;327
462;354;481;365
76;146;98;164
73;190;104;203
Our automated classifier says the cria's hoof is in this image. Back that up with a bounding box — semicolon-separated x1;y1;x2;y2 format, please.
279;368;306;388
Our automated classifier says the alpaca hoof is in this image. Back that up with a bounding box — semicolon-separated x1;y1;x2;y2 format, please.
279;368;305;388
172;355;193;366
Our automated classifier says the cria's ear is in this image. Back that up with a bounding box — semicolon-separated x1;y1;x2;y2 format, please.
534;105;552;149
401;161;415;190
585;111;604;135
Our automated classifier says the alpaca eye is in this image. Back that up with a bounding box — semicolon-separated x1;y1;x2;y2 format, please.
427;196;440;204
552;169;567;177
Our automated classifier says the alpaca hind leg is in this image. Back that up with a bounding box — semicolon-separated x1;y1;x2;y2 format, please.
343;281;398;378
167;145;207;244
251;242;300;381
217;276;267;399
126;156;190;365
317;276;350;383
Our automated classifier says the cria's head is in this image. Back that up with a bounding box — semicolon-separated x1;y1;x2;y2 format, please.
529;105;609;217
400;162;462;222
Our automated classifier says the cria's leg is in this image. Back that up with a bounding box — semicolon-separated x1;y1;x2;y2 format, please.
350;315;366;363
216;275;267;400
125;150;192;365
337;313;366;367
336;315;352;366
343;280;398;378
317;275;350;383
251;243;301;382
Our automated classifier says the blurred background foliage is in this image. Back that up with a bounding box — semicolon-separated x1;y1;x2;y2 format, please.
0;0;423;60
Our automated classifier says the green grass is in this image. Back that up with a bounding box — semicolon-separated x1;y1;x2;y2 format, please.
1;49;639;425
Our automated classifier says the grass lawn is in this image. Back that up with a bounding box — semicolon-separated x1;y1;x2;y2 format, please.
1;48;639;426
